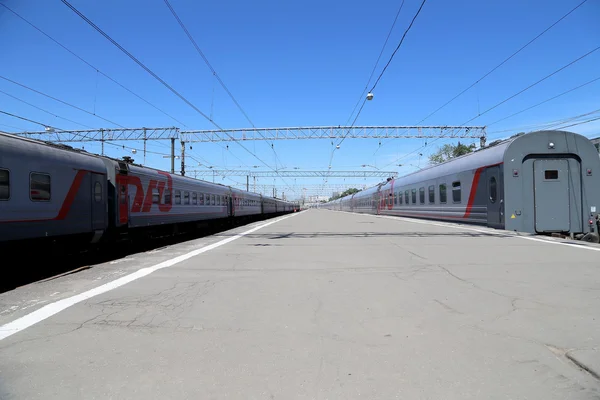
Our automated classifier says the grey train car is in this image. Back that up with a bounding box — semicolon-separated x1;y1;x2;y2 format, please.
322;130;600;241
0;132;299;248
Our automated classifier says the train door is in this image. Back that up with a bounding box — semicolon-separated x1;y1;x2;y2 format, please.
115;174;129;226
486;166;503;228
90;172;106;231
373;192;380;214
533;159;578;233
229;195;235;217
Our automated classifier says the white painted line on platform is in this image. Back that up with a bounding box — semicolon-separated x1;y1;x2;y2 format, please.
328;210;600;252
0;213;300;341
369;213;600;252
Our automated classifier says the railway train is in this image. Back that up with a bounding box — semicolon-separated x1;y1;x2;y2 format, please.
322;130;600;242
0;132;299;250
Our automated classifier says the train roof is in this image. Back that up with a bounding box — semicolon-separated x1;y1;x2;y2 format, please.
327;132;531;203
0;132;297;203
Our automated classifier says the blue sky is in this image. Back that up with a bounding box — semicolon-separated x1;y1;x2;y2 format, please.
1;0;599;200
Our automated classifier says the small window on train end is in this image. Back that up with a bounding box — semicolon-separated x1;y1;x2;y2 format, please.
175;190;181;205
452;181;461;203
192;192;198;205
0;169;10;200
428;185;435;204
489;177;497;203
93;182;103;203
30;172;51;201
439;184;447;203
545;170;558;180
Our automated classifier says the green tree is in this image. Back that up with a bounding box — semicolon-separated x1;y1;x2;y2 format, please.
329;187;361;202
429;142;476;165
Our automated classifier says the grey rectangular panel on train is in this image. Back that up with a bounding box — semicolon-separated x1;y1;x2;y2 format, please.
533;159;572;232
504;131;593;235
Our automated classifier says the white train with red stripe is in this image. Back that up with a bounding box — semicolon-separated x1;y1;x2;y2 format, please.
0;132;299;249
323;130;600;241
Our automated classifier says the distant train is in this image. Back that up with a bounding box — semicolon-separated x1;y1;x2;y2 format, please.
0;132;299;249
322;130;600;242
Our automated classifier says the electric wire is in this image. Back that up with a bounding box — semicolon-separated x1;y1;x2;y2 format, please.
0;3;189;128
61;0;296;194
0;75;125;128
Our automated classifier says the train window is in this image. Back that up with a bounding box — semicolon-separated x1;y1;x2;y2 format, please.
152;188;159;204
545;170;558;180
489;177;497;203
175;190;181;205
164;190;172;204
217;196;221;206
211;194;216;205
419;187;425;204
452;181;461;203
439;184;447;203
30;173;51;201
411;189;417;204
404;190;409;204
192;192;198;205
184;191;190;205
394;192;398;205
398;191;403;205
428;185;435;204
0;169;9;200
199;193;204;205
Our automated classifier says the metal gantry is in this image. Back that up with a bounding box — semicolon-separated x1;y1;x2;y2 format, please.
14;126;179;142
14;127;180;172
14;125;488;178
225;183;371;200
180;126;487;143
185;170;397;178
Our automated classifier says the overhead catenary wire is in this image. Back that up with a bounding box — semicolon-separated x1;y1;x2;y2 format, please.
413;0;590;126
458;45;600;127
0;3;227;170
161;0;285;170
487;108;600;135
0;109;179;158
318;0;415;195
0;3;189;128
60;0;296;194
344;0;406;126
0;75;125;128
0;109;62;130
334;0;428;152
0;89;94;129
372;0;592;158
486;75;600;127
0;4;216;166
381;45;600;170
368;0;427;94
552;116;600;130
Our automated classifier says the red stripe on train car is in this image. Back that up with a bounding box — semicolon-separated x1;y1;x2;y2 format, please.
54;170;87;220
462;162;503;219
0;170;95;223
